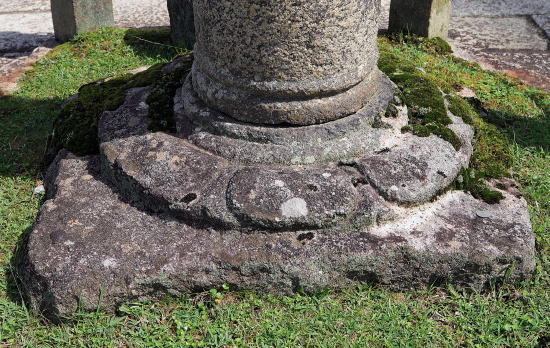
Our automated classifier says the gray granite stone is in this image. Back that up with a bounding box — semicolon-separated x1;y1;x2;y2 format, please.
357;135;461;205
191;0;382;125
389;0;452;39
99;87;152;143
175;72;396;165
452;0;550;17
532;14;550;40
51;0;115;42
17;151;535;321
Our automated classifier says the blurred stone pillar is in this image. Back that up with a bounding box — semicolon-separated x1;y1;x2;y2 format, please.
388;0;452;39
167;0;195;49
50;0;115;42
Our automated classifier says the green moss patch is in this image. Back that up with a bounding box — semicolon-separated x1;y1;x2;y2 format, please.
45;64;163;162
380;51;462;150
46;52;194;163
454;168;504;204
379;36;517;203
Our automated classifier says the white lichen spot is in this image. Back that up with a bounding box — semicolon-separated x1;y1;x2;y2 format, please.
304;156;316;164
274;180;285;187
102;258;118;269
322;172;332;178
281;198;309;218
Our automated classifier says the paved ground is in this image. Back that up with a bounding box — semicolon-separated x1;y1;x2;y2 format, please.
1;0;549;93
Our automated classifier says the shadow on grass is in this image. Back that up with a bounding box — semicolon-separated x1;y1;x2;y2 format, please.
0;94;60;310
124;27;188;61
481;104;550;151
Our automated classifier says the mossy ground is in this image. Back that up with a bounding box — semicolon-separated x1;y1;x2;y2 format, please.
0;29;548;346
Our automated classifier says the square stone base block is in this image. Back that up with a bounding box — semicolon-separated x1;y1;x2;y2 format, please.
17;152;535;321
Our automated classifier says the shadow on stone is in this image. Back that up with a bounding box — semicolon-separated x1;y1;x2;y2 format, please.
0;32;56;54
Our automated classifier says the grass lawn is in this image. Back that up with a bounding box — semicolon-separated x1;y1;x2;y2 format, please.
0;28;548;346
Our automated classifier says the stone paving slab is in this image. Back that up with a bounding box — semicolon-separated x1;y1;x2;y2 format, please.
0;0;50;14
0;12;54;53
449;16;548;51
453;0;550;16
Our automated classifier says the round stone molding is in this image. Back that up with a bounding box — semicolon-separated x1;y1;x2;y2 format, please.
191;0;382;125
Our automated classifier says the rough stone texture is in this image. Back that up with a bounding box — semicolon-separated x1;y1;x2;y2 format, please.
357;135;460;204
50;0;115;42
18;151;535;321
167;0;194;49
448;15;550;91
532;15;550;41
176;71;396;165
452;0;550;17
389;0;452;39
99;87;152;143
449;16;548;51
191;0;382;125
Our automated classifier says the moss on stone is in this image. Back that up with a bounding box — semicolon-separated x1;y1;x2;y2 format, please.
46;53;194;163
447;94;475;125
46;63;164;162
379;54;461;150
147;53;193;132
379;39;515;203
455;168;504;204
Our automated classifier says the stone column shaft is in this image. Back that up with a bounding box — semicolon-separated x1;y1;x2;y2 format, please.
191;0;383;125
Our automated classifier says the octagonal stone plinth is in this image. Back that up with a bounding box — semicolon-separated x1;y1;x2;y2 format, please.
17;83;535;321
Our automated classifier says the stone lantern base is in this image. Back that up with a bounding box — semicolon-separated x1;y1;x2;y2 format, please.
18;60;535;321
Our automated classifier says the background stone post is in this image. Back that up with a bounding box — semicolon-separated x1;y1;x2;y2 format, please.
50;0;115;42
167;0;195;49
388;0;452;39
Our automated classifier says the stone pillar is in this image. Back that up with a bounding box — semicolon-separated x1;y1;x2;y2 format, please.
388;0;452;39
51;0;115;42
167;0;195;49
191;0;383;125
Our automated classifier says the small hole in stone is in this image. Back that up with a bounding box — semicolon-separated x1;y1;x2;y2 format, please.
297;232;315;241
401;184;406;188
182;193;197;204
307;184;319;192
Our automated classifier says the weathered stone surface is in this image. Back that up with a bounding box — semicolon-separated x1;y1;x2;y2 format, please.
100;133;236;226
227;167;358;230
191;0;382;125
176;72;396;165
389;0;452;39
50;0;115;42
99;87;151;143
18;152;535;321
167;0;195;49
357;135;462;204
